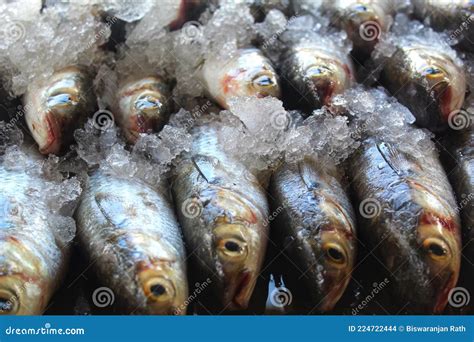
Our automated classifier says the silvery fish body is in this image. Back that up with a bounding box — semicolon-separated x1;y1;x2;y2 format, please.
269;157;357;311
0;156;70;315
25;66;96;155
75;172;188;315
172;119;269;310
349;137;461;313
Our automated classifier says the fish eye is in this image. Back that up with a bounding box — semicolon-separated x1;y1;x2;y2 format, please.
306;65;332;78
135;94;162;114
422;66;445;79
47;93;78;108
0;291;18;315
217;238;248;259
323;243;347;266
423;238;449;260
353;4;368;12
144;278;175;303
252;73;275;89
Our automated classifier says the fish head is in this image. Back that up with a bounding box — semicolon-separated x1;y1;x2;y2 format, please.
216;49;280;107
118;77;170;143
311;197;356;311
411;181;461;313
210;189;266;310
343;1;388;52
412;49;466;124
137;260;188;315
0;238;48;315
291;47;353;108
386;179;461;312
25;66;94;154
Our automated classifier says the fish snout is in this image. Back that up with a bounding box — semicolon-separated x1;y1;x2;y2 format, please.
346;4;384;51
416;220;461;313
214;222;262;310
138;265;188;315
305;68;338;107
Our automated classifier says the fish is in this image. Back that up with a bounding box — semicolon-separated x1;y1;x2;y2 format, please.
280;42;354;111
379;45;466;132
172;119;269;310
412;0;474;52
349;137;462;313
269;157;357;312
24;66;96;155
0;154;70;315
112;76;171;144
293;0;394;59
75;171;188;315
201;48;281;109
441;128;474;309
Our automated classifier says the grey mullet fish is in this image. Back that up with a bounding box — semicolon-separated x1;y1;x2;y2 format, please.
75;172;188;314
172;118;269;310
270;157;357;312
349;137;461;313
0;153;70;315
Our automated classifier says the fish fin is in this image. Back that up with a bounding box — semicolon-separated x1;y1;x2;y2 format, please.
192;155;220;183
298;159;321;191
95;193;130;228
376;142;411;176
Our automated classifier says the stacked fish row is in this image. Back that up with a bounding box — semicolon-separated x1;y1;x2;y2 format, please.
0;0;473;315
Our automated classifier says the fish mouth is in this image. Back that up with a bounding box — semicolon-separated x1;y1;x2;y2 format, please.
37;111;61;154
429;80;450;118
309;77;336;107
433;273;457;314
228;269;254;310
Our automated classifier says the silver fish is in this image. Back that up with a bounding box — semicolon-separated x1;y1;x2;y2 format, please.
270;157;357;311
25;66;96;155
350;138;461;313
75;172;188;315
380;45;466;132
201;48;281;109
280;42;354;110
172;118;269;310
113;76;171;144
0;154;70;315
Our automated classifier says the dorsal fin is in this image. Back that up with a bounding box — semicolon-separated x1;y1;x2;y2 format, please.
377;141;410;176
298;159;320;191
191;155;220;183
95;193;130;228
